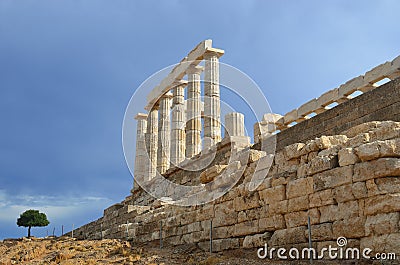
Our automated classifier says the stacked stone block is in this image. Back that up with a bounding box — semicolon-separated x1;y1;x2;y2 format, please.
70;120;400;257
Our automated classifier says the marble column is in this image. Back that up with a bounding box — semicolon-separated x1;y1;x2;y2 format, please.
225;112;245;137
170;82;187;166
185;65;203;158
157;92;173;174
204;50;223;149
224;112;250;151
133;113;147;191
145;105;159;179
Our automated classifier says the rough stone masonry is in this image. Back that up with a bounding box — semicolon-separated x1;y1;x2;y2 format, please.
69;40;400;258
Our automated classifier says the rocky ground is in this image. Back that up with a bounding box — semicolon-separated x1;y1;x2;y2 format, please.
0;237;394;265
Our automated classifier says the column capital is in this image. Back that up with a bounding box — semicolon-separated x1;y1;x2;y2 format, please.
186;65;204;75
172;80;188;88
160;92;173;100
145;102;160;111
204;48;225;58
134;112;148;120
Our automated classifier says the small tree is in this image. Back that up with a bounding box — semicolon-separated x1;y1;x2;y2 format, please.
17;209;50;237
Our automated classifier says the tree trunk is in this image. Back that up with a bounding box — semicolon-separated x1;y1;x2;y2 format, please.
28;226;31;237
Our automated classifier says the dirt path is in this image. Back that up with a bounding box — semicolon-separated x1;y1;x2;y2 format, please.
0;237;385;264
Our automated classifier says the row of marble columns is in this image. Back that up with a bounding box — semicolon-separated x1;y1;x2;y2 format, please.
134;51;223;181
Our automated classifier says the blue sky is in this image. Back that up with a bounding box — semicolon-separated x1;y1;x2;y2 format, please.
0;0;399;239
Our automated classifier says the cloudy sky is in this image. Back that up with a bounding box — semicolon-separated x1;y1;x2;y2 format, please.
1;0;399;239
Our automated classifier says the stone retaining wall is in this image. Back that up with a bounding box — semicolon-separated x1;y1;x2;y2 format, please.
70;120;400;256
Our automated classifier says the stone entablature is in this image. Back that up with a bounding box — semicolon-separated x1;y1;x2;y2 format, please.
255;55;400;140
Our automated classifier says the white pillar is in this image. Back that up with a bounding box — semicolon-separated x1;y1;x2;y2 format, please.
171;82;186;166
225;112;245;137
185;65;203;158
224;112;250;150
145;105;159;179
204;50;223;149
133;113;147;191
157;92;173;174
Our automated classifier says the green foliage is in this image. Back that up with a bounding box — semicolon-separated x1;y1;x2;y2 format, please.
17;209;49;237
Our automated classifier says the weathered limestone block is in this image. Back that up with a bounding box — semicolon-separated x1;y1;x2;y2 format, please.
283;109;298;125
248;150;266;163
316;88;339;108
352;181;368;199
315;135;348;150
338;75;366;97
338;148;360;166
277;158;300;174
365;179;380;197
356;139;400;161
288;195;309;212
286;177;313;199
213;225;234;239
353;158;400;182
243;232;272;248
297;98;318;119
375;177;400;194
269;227;307;246
214;200;237;227
179;211;198;225
318;145;341;157
233;192;260;212
333;184;355;203
365;212;399;236
368;121;400;141
187;221;202;233
309;189;334;208
192;231;208;242
364;193;400;216
283;143;305;160
234;220;259;236
313;165;353;191
307;155;339;175
258;215;286;231
271;175;288;187
319;204;339;223
259;185;286;204
269;200;288;215
319;201;359;223
199;164;227;184
306;223;334;241
360;233;400;255
212;238;240;252
332;217;365;238
364;61;392;84
345;133;371;148
240;208;261;223
195;204;214;222
284;211;308;228
296;164;308;178
338;200;359;220
308;208;321;225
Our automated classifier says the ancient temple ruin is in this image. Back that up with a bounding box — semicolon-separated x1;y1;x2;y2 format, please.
133;40;226;184
69;40;400;257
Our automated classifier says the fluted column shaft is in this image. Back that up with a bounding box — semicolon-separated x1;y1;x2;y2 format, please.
133;113;147;190
185;65;203;158
145;106;159;179
157;93;172;174
171;84;186;165
204;51;222;149
225;112;245;137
